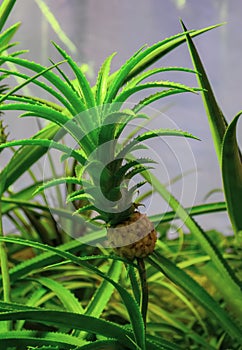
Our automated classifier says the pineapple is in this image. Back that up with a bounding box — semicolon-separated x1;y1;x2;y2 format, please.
0;39;198;260
107;211;157;260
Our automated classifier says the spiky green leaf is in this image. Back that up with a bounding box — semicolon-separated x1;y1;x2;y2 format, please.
0;139;86;165
0;330;86;349
32;277;84;313
133;89;186;113
95;52;117;105
34;177;82;196
52;41;96;110
116;129;198;159
0;22;19;48
125;66;199;90
114;80;197;106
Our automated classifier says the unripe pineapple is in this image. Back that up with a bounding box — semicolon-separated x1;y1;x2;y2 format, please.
107;212;157;260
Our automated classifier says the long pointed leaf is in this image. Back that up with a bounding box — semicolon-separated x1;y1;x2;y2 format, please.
125;66;198;90
181;20;227;163
32;276;84;313
0;23;19;48
95;52;116;105
133;89;186;113
114;80;197;105
221;112;242;233
0;330;86;349
0;139;86;165
116;129;198;159
52;41;96;110
0;312;134;348
0;0;17;32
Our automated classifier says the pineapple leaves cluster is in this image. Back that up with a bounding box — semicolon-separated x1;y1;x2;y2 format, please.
0;34;202;225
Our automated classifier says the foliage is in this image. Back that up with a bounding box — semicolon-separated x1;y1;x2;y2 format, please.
0;2;241;350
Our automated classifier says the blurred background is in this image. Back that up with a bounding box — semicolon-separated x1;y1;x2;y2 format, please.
2;0;242;235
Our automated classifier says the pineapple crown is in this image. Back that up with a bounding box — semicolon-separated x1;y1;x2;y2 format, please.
0;31;205;225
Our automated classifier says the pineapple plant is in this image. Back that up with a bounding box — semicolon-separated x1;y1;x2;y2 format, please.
0;32;204;260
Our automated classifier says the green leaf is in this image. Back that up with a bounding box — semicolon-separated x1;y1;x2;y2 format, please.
0;309;166;349
0;0;17;32
0;139;86;165
124;66;199;90
0;92;64;111
0;330;86;349
0;240;84;286
34;177;82;195
150;201;227;224
49;57;76;92
67;192;94;203
98;110;137;144
133;89;185;113
74;204;96;215
15;288;47;330
32;276;84;313
0;197;102;237
221;112;242;233
0;23;20;54
95;52;116;106
52;41;96;110
0;23;19;50
0;310;136;349
180;20;227;163
0;41;17;54
84;260;122;317
113;80;196;106
125;165;153;180
115;158;156;180
116;129;198;159
36;0;77;54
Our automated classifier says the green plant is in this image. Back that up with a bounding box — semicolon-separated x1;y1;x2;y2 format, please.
0;2;241;349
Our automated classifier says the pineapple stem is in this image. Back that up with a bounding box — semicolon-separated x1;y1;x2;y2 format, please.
137;257;148;329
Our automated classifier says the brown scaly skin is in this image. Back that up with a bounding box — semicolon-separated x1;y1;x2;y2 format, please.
107;212;157;260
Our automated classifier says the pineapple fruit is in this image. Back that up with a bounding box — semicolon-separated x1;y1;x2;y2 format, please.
107;211;157;260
